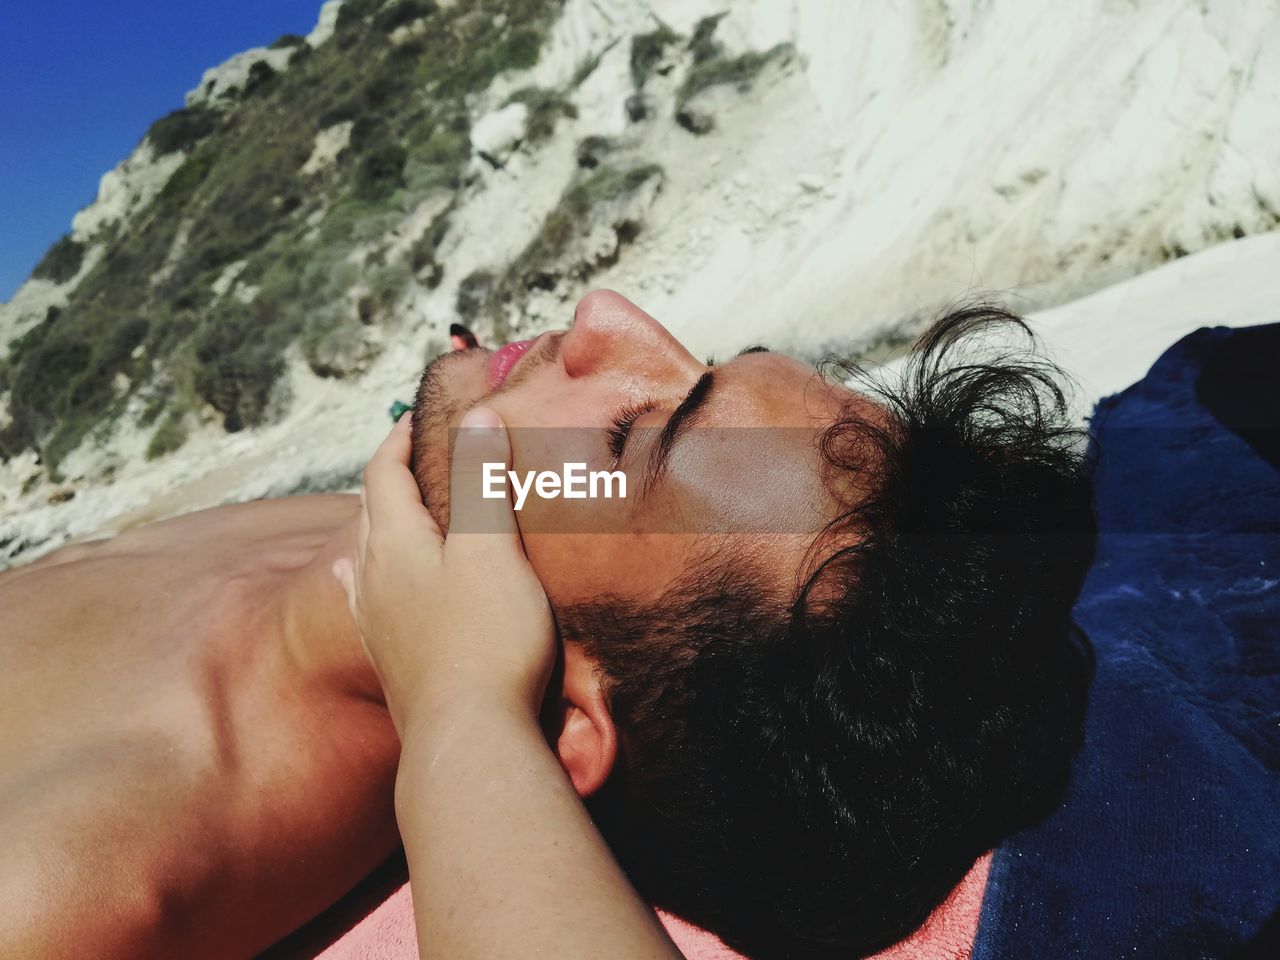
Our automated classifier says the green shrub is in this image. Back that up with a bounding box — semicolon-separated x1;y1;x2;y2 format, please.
146;105;219;155
456;270;495;320
270;33;306;49
300;301;379;379
191;305;286;431
435;25;544;97
537;163;661;259
241;60;278;98
317;99;361;129
31;235;85;284
145;411;188;459
630;25;680;88
137;386;171;428
336;0;380;32
409;208;452;277
348;115;391;153
576;135;614;169
300;255;360;307
375;0;438;33
416;124;470;165
688;14;727;64
360;66;414;113
570;46;607;88
679;43;794;106
504;86;578;145
356;144;408;200
158;152;214;205
358;263;410;323
6;321;136;473
14;341;92;418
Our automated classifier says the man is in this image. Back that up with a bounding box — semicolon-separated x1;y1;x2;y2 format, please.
0;290;1094;958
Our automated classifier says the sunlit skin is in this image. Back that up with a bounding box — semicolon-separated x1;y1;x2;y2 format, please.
0;290;861;958
412;289;859;607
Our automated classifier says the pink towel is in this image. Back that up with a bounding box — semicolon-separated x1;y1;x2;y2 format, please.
306;852;991;960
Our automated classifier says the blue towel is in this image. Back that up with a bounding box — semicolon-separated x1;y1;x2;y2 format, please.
971;323;1280;958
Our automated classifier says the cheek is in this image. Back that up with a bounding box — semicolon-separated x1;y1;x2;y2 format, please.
489;382;603;429
506;428;601;478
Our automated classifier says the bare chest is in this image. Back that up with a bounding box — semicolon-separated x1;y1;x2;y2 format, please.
0;518;398;956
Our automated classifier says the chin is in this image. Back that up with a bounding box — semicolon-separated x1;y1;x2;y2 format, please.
409;348;489;532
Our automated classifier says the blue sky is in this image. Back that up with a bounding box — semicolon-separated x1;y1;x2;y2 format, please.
0;0;326;300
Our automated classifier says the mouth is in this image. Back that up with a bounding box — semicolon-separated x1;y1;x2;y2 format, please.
486;338;537;391
446;322;548;392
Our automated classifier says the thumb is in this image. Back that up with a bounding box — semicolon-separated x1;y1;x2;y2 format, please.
448;406;521;542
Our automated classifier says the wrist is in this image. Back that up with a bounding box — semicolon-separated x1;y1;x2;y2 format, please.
389;701;550;829
391;679;543;744
395;696;546;799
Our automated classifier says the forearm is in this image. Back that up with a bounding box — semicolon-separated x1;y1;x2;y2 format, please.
394;704;683;960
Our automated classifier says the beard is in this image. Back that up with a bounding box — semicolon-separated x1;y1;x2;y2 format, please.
406;331;559;533
409;348;482;533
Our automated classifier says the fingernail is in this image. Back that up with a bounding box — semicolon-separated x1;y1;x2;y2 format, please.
460;406;501;430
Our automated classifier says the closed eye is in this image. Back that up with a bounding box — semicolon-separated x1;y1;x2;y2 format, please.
606;400;657;464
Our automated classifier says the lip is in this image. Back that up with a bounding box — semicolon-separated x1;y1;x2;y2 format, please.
486;337;537;391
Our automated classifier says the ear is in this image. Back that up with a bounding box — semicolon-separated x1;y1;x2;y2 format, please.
547;642;618;798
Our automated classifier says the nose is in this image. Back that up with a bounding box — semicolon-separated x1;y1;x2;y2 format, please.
561;289;702;383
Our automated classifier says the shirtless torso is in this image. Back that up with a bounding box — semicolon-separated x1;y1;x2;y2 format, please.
0;494;401;958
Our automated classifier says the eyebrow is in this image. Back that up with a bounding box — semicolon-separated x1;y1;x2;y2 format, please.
706;344;770;366
641;370;717;496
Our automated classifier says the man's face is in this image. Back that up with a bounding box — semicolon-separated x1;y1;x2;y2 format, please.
412;290;859;608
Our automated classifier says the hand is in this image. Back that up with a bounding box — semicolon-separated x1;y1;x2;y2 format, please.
332;408;556;739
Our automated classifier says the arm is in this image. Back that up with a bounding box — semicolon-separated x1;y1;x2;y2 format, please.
396;702;679;959
335;411;682;960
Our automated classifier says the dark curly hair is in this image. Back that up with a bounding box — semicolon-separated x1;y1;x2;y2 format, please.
562;304;1097;959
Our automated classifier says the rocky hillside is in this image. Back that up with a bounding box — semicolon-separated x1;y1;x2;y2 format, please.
1;0;1278;564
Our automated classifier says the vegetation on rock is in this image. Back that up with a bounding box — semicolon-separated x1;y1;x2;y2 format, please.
146;105;221;156
630;24;680;89
2;0;784;481
466;161;663;339
674;15;794;134
31;235;85;285
2;0;564;474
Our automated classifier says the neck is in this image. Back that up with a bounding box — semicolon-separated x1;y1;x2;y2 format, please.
274;510;386;706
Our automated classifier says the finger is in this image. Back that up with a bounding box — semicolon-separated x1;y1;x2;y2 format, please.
447;406;521;543
450;322;480;351
363;414;439;538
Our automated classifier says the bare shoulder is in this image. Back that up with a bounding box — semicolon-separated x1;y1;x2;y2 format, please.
9;493;358;580
104;492;359;552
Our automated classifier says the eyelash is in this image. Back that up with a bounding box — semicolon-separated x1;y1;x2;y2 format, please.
606;401;657;462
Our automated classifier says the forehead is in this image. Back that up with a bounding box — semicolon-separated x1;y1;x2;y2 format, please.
649;352;849;533
712;351;850;427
